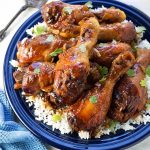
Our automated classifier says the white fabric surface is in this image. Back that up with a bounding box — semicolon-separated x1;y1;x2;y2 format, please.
0;0;149;149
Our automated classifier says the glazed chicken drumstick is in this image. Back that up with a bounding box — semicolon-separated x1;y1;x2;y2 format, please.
53;17;100;105
109;49;150;122
42;1;94;38
13;62;55;94
17;34;66;66
42;1;132;41
98;22;136;43
91;42;132;67
67;51;135;131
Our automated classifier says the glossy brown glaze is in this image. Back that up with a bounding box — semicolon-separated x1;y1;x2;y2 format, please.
41;1;93;38
109;49;150;122
98;22;136;43
53;17;100;105
17;62;55;95
91;42;132;67
87;62;101;84
41;1;126;38
94;7;126;23
17;34;66;66
68;51;135;131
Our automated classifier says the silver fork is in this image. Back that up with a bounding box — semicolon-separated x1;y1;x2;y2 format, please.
0;0;47;42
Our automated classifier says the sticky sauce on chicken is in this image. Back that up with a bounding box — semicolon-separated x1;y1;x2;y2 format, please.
53;17;100;105
41;1;127;38
109;49;150;122
68;51;135;131
13;62;55;95
17;34;66;66
12;1;150;135
91;42;132;67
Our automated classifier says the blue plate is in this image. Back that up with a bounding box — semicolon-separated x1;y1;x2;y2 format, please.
4;0;150;149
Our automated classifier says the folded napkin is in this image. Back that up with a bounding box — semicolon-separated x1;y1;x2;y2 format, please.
0;91;47;150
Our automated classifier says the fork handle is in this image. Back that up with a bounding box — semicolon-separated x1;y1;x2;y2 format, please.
0;4;28;42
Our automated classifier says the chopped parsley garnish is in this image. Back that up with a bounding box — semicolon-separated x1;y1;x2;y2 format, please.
146;65;150;77
136;26;146;39
63;7;73;15
52;114;62;122
89;96;97;104
146;102;150;109
109;120;118;132
99;66;108;76
46;34;55;42
131;42;138;52
49;48;63;57
98;66;108;84
127;69;135;77
140;78;147;87
79;44;86;52
85;1;93;8
132;46;138;52
33;25;45;36
99;77;106;84
34;68;40;74
139;65;150;88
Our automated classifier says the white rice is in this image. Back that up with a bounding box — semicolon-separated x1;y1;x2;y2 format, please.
137;39;150;49
9;60;19;67
26;96;72;134
90;5;107;13
78;131;90;139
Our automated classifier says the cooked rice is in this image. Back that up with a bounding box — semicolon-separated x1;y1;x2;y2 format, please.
9;60;19;67
138;39;150;49
90;6;107;13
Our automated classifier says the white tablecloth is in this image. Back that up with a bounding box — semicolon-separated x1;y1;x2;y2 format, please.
0;0;150;149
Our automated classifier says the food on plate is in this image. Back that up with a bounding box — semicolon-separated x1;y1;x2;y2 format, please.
41;1;127;38
13;62;55;94
68;51;135;131
98;22;136;43
11;1;150;139
53;17;100;105
91;42;132;67
109;49;150;122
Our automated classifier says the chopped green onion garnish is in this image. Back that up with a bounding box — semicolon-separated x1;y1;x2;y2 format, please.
52;114;62;122
85;1;93;8
89;96;97;104
34;68;40;74
49;48;63;57
127;69;135;77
